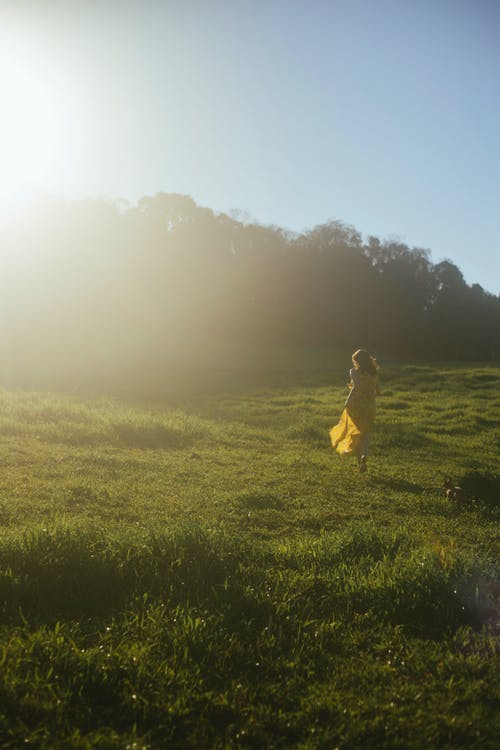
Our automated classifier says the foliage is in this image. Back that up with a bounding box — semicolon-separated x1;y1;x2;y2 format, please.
1;194;499;390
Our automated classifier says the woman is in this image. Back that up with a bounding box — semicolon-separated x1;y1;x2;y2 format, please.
330;349;380;472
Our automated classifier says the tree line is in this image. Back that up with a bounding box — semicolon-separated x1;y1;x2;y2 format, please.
1;192;498;385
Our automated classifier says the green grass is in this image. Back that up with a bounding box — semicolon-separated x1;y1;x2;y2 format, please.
0;363;499;748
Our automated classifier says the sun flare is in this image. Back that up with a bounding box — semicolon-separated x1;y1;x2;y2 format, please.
0;41;69;213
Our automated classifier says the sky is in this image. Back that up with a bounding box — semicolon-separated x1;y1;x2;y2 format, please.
0;0;499;293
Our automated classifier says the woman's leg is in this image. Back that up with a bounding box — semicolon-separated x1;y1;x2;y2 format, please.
358;431;369;472
359;431;370;458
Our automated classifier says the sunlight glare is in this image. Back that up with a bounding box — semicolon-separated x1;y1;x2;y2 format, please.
0;41;68;216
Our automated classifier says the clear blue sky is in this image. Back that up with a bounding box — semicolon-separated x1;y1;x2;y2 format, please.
2;0;499;292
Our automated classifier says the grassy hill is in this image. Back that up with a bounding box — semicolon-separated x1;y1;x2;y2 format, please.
0;363;498;748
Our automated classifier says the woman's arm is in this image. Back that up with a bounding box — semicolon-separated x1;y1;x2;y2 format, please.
350;367;360;387
345;368;358;405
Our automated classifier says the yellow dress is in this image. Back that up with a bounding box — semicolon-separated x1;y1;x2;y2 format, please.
330;369;378;457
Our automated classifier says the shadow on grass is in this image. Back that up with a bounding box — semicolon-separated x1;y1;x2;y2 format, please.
0;523;492;642
458;467;500;518
370;476;423;494
235;490;285;511
375;422;434;450
0;526;241;625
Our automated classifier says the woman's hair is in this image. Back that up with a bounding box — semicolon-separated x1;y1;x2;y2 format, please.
352;349;379;375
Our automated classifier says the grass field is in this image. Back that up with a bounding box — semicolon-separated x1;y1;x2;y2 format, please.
0;362;499;749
